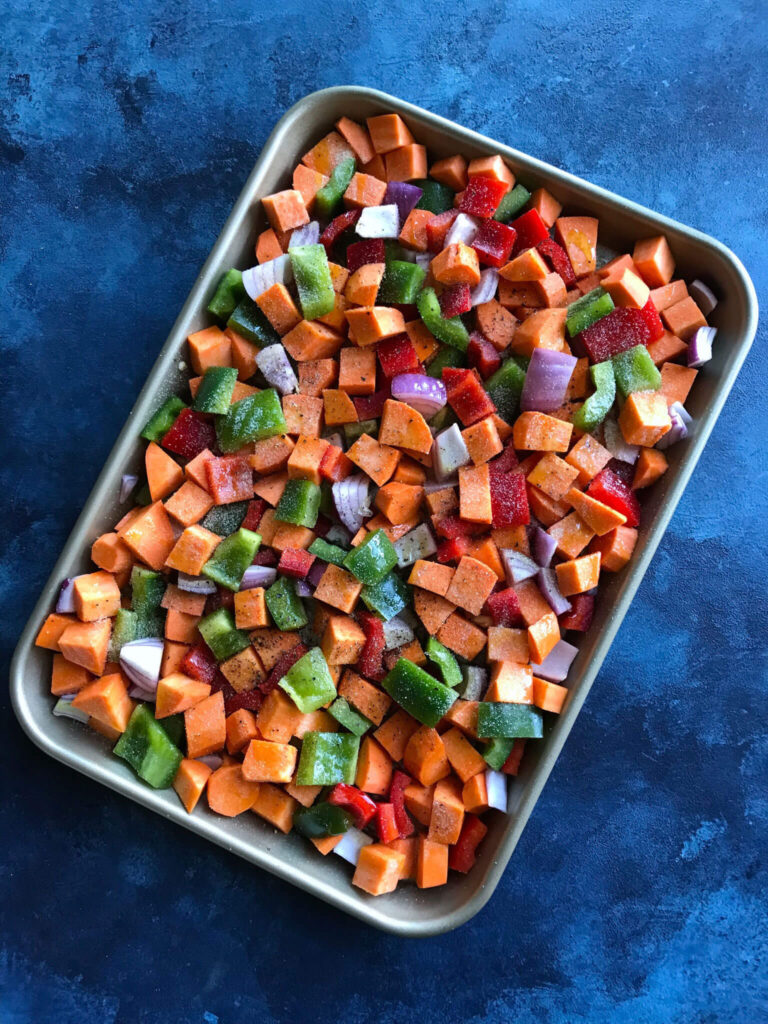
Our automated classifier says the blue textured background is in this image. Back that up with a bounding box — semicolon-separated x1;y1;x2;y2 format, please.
2;2;767;1021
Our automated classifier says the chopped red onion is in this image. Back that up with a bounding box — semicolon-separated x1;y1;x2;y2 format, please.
689;279;718;317
120;638;164;693
470;268;499;307
520;348;578;413
434;424;470;479
120;473;139;503
295;580;313;598
333;827;373;865
256;344;298;395
52;696;89;723
356;205;400;238
501;549;539;585
382;615;415;650
288;221;320;248
308;559;327;588
535;639;578;682
240;565;277;590
445;212;481;247
424;477;457;493
177;572;217;594
324;431;345;450
461;665;487;701
537;568;572;616
197;754;223;771
324;522;352;547
383;181;423;223
128;684;157;703
657;402;692;450
391;374;447;418
603;416;639;464
242;254;293;300
485;769;508;812
56;577;82;614
688;326;716;368
332;475;372;534
533;527;557;568
394;523;437;568
415;252;432;271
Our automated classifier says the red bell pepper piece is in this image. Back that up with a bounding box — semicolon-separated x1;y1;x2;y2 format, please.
537;237;576;287
448;814;488;873
319;444;355;482
439;283;472;319
377;333;421;377
241;498;267;532
467;332;502;379
258;642;309;696
489;470;529;528
354;389;390;421
375;803;400;843
161;408;217;460
426;209;458;252
510;209;550;256
490;445;520;474
346;238;386;273
180;642;219;685
578;306;651;364
443;367;496;426
501;738;526;776
204;455;254;505
224;690;264;716
559;593;595;632
485;587;523;627
436;536;471;563
319;209;361;251
389;770;415;838
355;610;386;681
433;514;487;540
472;218;517;267
639;296;665;342
328;783;377;828
277;548;316;579
459;175;508;218
586;467;641;527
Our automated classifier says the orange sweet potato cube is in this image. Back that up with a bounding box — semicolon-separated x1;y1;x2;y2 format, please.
602;267;651;309
660;362;698;407
233;588;268;630
335;116;375;164
632;235;676;288
346;432;400;486
353;843;405;896
486;661;534;703
445;555;497;616
429;154;468;191
618;391;672;447
430;243;481;287
547;511;595;559
633;449;669;490
338;346;377;396
282;394;324;437
399;209;434;252
526;452;580;501
313;564;363;614
462;416;503;466
283;320;344;362
661;296;707;341
187;326;232;376
261;189;309;233
527;611;560;664
321;614;367;665
458;463;492;524
165;524;221;576
565;432;613;485
566;488;627;535
530;187;563;228
366;113;414;154
255;227;285;264
486;626;530;665
554;216;598;277
344;262;385;306
72;571;121;622
513;411;573;452
343;172;387;209
345;306;405;346
301;130;355;175
556;552;601;596
71;672;134;732
436;612;486;660
385;144;428;182
255;282;301;336
292;163;329;209
322;389;358;427
500;247;549;282
588;526;637;571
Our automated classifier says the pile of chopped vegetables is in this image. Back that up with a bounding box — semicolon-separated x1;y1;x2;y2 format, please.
35;111;718;896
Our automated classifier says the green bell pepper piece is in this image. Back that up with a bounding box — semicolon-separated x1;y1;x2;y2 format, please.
343;529;398;586
566;287;615;337
201;501;249;536
485;357;527;423
275;478;321;529
133;479;152;506
202;527;261;591
279;647;337;713
309;537;349;567
193;366;238;415
314;157;356;220
382;658;458;728
361;572;409;621
216;389;287;452
140;396;187;442
108;608;139;661
378;260;426;305
198;608;251;661
413;178;455;214
494;184;531;223
477;702;544;738
343;418;378;445
293;801;353;839
482;736;516;770
129;565;165;636
159;713;185;749
296;732;360;786
612;344;661;397
227;296;281;348
328;697;372;736
113;704;183;789
207;268;246;320
290;243;335;320
425;636;462;688
264;576;307;631
427;345;465;379
417;287;469;352
573;360;616;432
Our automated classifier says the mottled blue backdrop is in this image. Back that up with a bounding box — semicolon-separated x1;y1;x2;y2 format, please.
2;1;767;1021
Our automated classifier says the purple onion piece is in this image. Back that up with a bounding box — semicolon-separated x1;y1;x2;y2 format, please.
288;221;320;249
255;344;298;395
501;549;539;585
470;268;499;306
434;424;470;479
445;213;480;247
687;326;716;368
294;580;313;598
177;572;217;595
520;348;578;412
128;684;157;703
689;279;718;317
197;754;223;771
308;559;327;588
533;527;557;568
383;181;423;224
120;638;164;693
537;568;572;616
240;565;277;590
603;417;639;464
120;473;139;503
424;477;457;493
656;402;692;450
242;255;293;300
391;374;447;419
56;577;78;614
535;639;579;682
332;475;371;534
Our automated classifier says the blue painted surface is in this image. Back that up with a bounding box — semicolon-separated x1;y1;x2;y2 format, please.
2;1;767;1021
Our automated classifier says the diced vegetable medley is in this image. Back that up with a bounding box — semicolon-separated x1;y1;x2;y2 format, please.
36;110;718;897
